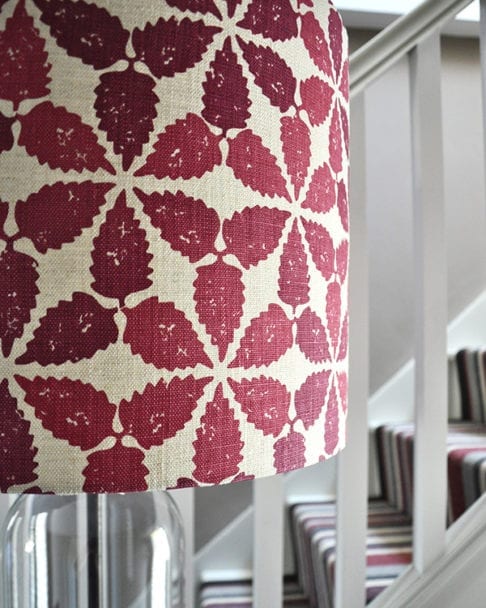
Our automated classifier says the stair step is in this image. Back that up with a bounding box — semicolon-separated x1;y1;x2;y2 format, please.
199;577;309;607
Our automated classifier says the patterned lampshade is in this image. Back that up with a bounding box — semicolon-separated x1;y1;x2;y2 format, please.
0;0;349;494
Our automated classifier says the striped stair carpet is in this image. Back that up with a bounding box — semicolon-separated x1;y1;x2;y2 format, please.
199;578;310;607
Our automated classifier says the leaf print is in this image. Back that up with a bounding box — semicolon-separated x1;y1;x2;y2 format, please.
0;200;7;236
337;179;348;232
300;76;334;126
193;384;243;484
326;281;341;353
338;313;348;362
18;101;115;174
295;370;331;430
94;67;159;171
302;218;335;281
123;298;213;370
90;191;153;304
337;371;347;413
166;0;222;19
223;0;242;18
296;307;330;363
280;115;311;199
194;260;245;361
0;0;51;110
33;0;129;69
237;0;298;42
302;163;335;214
328;8;343;81
301;11;332;75
16;292;118;365
15;181;114;253
273;430;305;473
223;205;290;269
336;239;348;283
340;99;349;154
278;219;310;309
83;442;148;493
132;17;221;78
325;379;340;454
329;104;343;174
0;112;15;154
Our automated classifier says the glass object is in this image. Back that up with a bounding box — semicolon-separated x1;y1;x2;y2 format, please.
1;491;184;608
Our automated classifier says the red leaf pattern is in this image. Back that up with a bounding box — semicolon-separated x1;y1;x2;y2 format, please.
0;379;38;492
273;431;305;473
166;0;222;19
15;375;116;450
337;371;347;413
0;200;7;236
33;0;129;69
302;218;335;280
119;376;212;449
237;0;298;42
340;62;349;102
0;112;15;154
280;115;311;199
302;163;335;214
134;188;219;262
223;205;290;269
278;220;310;309
0;0;51;110
338;314;348;361
238;37;296;112
194;260;245;361
94;67;159;171
15;181;114;253
132;17;221;78
0;249;39;357
202;37;251;134
123;298;212;370
340;99;349;154
228;376;290;437
83;442;148;493
229;304;293;368
227;130;290;201
329;104;343;174
328;8;343;80
296;307;330;363
336;239;348;283
16;292;118;365
223;0;242;17
135;113;222;179
300;76;333;126
193;384;243;483
325;379;339;454
90;191;153;303
295;370;331;430
326;281;341;353
337;180;348;232
18;102;115;174
301;12;332;75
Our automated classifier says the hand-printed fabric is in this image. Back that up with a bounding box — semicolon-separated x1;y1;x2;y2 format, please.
0;0;349;493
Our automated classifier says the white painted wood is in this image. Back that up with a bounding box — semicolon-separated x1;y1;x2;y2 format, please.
409;34;448;574
335;92;369;608
172;488;195;608
351;0;474;96
480;0;486;232
253;476;284;608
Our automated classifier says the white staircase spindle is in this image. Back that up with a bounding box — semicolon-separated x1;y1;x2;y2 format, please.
480;0;486;238
335;92;369;608
409;33;448;574
253;476;284;608
172;488;195;608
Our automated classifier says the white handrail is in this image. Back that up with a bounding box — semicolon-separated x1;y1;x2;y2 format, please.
350;0;475;97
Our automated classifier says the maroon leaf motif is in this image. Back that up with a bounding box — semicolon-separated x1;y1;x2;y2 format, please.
295;370;331;430
340;62;349;102
302;218;335;280
167;0;222;19
123;298;212;370
336;239;348;283
120;376;211;449
229;304;293;369
301;12;332;75
223;205;290;269
296;308;330;363
15;181;114;253
0;0;51;110
223;0;242;17
232;472;255;483
0;0;9;12
172;477;197;489
340;99;349;155
0;249;39;357
194;260;244;361
0;379;38;492
298;0;313;6
326;281;341;353
90;191;153;304
273;430;305;473
135;188;219;262
338;313;348;361
15;375;116;450
325;379;339;454
302;163;335;214
228;376;290;437
18;102;115;174
33;0;129;69
83;442;148;493
202;37;251;134
94;67;159;171
0;112;15;153
278;219;310;310
300;76;334;126
135;113;222;179
0;200;7;237
337;371;347;413
132;17;221;78
237;37;296;112
280;115;310;199
227;130;290;201
16;292;118;365
237;0;298;42
337;179;348;232
193;384;243;484
329;104;343;174
328;8;343;81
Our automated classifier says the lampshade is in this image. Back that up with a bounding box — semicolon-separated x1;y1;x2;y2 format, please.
0;0;349;494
